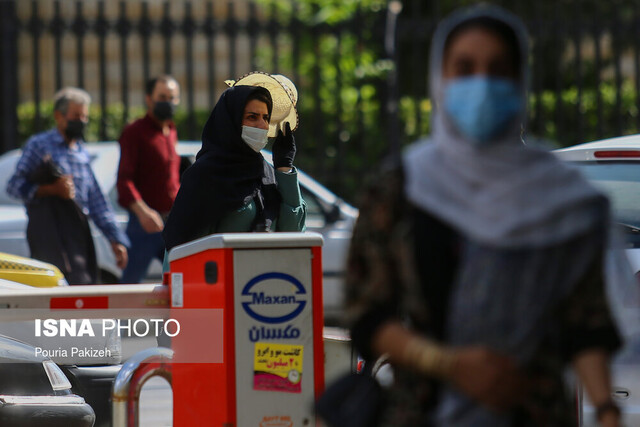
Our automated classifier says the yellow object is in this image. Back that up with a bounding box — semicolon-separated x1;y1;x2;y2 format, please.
254;342;304;393
0;252;68;288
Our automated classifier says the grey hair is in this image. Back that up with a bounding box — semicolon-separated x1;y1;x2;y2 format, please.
53;87;91;115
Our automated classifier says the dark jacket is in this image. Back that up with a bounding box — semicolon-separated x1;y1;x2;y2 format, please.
26;157;97;284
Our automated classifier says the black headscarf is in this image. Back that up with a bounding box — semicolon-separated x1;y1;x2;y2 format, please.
163;85;281;251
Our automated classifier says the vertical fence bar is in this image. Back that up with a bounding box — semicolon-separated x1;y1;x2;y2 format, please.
426;7;440;102
553;2;564;143
29;0;42;133
385;1;402;158
334;29;344;193
248;2;259;71
635;6;640;131
73;1;86;89
269;3;279;73
531;1;543;137
593;10;603;139
411;0;423;139
117;1;130;126
372;10;388;169
574;4;583;144
354;5;364;160
52;0;64;91
612;6;623;136
289;1;301;92
96;1;109;140
183;2;196;140
139;2;152;86
226;2;238;79
205;1;216;108
311;8;324;179
162;1;173;75
0;0;19;151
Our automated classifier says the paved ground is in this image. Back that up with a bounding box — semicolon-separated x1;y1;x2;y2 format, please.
122;336;173;426
139;376;173;427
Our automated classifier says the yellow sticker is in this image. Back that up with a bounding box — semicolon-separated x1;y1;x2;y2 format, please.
254;343;303;393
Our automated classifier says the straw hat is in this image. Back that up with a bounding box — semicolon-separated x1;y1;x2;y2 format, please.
225;71;299;137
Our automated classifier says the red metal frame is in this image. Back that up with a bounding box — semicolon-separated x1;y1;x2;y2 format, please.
311;245;325;398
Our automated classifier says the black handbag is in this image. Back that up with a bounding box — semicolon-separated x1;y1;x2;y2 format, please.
315;368;385;427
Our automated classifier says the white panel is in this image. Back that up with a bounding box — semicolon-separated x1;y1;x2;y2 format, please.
234;248;316;427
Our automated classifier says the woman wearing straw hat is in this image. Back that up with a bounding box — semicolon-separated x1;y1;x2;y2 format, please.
162;72;305;251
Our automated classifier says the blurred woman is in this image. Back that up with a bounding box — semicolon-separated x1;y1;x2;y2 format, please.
345;5;620;427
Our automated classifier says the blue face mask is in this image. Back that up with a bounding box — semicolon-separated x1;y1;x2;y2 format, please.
444;76;523;145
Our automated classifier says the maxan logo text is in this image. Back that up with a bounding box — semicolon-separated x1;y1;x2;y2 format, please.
241;272;307;324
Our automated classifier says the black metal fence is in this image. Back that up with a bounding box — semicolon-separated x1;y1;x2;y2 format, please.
395;0;640;150
2;0;640;202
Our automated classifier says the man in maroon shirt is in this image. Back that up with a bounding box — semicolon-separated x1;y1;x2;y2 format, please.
117;75;181;283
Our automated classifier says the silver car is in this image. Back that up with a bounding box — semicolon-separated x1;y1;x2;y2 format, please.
0;142;356;323
555;136;640;426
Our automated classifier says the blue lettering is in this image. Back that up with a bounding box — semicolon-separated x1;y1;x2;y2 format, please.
241;272;307;324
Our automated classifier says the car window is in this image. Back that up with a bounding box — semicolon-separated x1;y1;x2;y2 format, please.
300;187;326;229
571;161;640;226
0;154;21;205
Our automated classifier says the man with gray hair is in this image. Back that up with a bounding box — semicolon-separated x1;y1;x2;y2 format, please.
7;87;129;284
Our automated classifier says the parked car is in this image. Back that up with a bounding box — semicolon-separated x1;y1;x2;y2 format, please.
0;281;121;427
0;142;357;322
555;136;640;426
0;332;95;426
0;251;68;288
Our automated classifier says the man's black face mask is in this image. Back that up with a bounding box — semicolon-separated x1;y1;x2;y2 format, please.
65;120;86;141
153;101;175;121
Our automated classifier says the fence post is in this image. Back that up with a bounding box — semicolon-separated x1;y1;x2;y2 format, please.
385;1;403;158
0;0;19;152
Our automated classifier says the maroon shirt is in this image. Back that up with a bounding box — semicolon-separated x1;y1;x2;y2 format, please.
117;114;180;213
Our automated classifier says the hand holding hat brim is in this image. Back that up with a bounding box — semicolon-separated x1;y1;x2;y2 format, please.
226;71;299;137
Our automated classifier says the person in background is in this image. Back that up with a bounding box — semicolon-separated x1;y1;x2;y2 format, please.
344;6;621;427
7;87;129;284
117;75;181;283
163;72;305;253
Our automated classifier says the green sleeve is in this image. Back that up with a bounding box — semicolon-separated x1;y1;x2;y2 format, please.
275;167;306;231
215;201;256;233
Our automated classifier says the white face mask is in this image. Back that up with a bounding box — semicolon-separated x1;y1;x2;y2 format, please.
241;125;268;153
